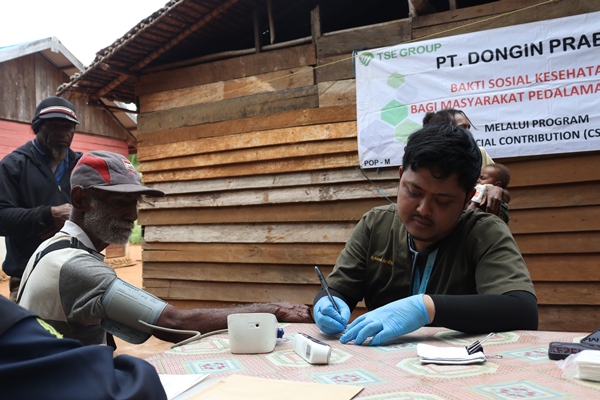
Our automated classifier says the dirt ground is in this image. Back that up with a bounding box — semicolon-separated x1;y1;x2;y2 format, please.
1;244;172;359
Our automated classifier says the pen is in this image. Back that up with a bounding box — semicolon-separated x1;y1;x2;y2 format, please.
315;266;341;314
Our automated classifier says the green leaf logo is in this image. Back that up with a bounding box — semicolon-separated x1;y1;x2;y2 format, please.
358;52;374;67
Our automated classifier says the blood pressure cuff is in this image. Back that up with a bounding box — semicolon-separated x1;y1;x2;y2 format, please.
100;279;168;344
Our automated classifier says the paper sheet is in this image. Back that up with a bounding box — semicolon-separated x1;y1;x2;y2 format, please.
189;374;363;400
559;350;600;382
417;343;486;365
159;374;210;400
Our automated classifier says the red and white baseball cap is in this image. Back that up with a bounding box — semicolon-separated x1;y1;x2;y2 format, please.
71;151;164;197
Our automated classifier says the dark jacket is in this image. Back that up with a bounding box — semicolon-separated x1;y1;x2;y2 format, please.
0;296;167;400
0;141;82;277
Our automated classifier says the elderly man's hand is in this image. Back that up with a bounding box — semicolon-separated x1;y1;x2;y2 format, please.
51;203;72;228
271;302;313;323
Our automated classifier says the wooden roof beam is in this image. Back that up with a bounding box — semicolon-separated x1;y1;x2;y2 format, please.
97;63;140;80
63;0;242;103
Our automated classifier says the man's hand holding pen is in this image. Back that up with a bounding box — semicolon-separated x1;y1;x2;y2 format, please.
314;296;351;334
314;266;352;334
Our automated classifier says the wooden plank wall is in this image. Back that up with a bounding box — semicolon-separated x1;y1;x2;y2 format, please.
0;119;129;160
135;0;600;332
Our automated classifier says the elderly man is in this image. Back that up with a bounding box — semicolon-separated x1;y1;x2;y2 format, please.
313;124;537;345
18;150;311;345
0;96;82;300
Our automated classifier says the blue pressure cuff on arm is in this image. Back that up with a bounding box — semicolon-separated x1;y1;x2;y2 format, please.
313;288;359;311
101;279;168;344
430;290;538;333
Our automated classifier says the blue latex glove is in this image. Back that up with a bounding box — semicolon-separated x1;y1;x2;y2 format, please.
314;296;351;335
340;295;429;346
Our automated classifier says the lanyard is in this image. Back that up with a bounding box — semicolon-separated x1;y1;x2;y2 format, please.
408;234;439;295
411;248;438;295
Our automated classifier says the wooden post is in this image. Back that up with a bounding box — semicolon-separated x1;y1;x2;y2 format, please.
253;9;262;53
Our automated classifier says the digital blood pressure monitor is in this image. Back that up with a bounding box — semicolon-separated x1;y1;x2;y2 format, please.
293;333;332;364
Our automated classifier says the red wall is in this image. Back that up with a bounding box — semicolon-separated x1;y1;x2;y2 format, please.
0;120;129;160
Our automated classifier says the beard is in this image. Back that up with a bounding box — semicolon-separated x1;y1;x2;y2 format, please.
50;147;68;162
84;197;134;245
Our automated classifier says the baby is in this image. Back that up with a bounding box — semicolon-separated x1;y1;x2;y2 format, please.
468;164;511;223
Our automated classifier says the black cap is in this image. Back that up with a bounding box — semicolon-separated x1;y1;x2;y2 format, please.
32;96;79;125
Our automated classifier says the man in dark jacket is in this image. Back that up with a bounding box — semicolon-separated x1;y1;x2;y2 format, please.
0;96;82;300
0;295;167;399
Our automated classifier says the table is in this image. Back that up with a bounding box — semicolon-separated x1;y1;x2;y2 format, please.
145;324;600;399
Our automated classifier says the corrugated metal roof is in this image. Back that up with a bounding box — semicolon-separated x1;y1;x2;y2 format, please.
0;37;83;77
0;37;138;144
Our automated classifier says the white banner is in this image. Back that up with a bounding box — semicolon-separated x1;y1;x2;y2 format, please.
356;11;600;168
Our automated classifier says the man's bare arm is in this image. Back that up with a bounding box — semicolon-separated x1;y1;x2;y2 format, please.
153;302;312;343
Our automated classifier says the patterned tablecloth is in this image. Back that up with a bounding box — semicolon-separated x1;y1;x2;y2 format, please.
145;324;600;399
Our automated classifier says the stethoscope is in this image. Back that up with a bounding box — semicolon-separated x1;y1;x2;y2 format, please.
407;235;439;296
